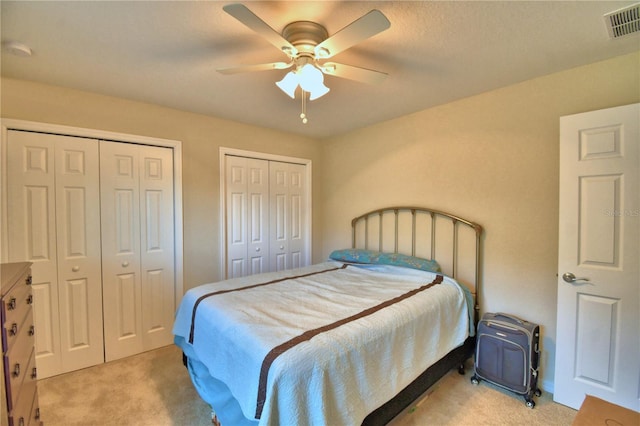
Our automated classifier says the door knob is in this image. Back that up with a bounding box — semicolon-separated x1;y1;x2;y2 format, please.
122;261;129;268
562;272;590;284
72;266;80;272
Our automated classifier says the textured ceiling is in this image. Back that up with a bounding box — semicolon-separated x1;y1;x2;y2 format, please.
1;1;639;139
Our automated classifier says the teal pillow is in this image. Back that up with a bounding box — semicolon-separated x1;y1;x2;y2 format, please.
329;249;441;273
329;248;381;264
377;252;441;273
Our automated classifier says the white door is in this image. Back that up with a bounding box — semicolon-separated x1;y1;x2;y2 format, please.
269;162;307;272
554;103;639;411
100;142;175;361
225;156;269;278
6;131;104;378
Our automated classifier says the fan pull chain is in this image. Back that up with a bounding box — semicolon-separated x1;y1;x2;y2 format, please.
300;90;308;124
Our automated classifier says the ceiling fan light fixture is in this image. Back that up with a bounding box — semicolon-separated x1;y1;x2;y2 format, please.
308;83;330;101
275;72;298;99
276;63;330;101
298;64;329;100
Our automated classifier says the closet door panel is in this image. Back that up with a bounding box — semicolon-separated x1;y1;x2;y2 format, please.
7;131;60;377
100;142;143;361
139;145;175;350
288;164;306;269
226;156;248;278
270;165;289;272
225;157;269;278
247;159;269;275
55;137;103;373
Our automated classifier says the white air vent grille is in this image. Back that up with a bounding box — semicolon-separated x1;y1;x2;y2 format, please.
604;3;640;39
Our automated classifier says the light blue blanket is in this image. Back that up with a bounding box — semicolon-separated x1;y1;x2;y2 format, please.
173;262;471;426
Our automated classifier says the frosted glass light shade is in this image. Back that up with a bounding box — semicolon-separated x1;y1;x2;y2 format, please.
275;72;298;98
309;84;329;100
299;64;330;100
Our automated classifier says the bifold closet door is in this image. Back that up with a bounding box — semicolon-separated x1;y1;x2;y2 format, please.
269;162;306;272
100;142;175;362
6;131;104;378
225;156;269;278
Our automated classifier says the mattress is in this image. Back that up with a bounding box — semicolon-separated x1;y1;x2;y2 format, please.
173;261;472;426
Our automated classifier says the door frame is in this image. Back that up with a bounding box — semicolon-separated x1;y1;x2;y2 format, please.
219;147;312;280
0;118;184;306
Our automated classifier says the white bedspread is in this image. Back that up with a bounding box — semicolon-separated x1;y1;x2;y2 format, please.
173;261;470;426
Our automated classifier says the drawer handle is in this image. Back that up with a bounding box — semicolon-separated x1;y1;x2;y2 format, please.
26;275;33;285
27;294;33;305
8;297;16;310
13;363;20;378
10;323;18;336
32;367;37;379
29;325;35;336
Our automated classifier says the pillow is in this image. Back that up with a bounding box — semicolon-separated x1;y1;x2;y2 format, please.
377;252;441;273
329;248;381;264
329;248;441;273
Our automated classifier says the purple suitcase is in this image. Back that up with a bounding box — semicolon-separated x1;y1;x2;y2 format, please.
471;312;541;408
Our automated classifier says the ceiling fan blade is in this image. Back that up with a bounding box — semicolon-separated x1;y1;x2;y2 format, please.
223;4;298;57
314;10;390;59
217;61;293;75
320;62;388;85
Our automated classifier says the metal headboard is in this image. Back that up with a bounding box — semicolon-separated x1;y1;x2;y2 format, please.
351;206;483;319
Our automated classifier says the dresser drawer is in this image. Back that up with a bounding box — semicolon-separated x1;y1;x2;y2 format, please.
2;310;33;360
1;273;33;343
3;318;36;411
7;349;37;426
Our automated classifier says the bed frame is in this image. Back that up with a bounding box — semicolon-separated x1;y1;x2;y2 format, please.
352;206;483;425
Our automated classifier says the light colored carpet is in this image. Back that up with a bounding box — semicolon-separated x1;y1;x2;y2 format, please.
38;344;577;425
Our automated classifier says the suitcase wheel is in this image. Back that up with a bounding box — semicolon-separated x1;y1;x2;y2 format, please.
525;399;535;409
535;389;542;397
470;375;480;385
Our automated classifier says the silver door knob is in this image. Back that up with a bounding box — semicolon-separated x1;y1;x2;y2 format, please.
256;247;261;252
562;272;590;283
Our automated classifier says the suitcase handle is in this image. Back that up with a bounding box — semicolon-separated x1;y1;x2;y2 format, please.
494;312;526;324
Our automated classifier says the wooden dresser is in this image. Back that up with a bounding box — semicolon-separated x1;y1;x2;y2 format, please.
1;262;42;426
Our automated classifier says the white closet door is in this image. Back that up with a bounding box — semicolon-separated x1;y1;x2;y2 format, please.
54;136;104;373
100;141;143;361
139;145;175;351
100;142;174;361
287;163;306;269
269;162;307;272
247;159;269;275
6;131;103;378
225;156;269;278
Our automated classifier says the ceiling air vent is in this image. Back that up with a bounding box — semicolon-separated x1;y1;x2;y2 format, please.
604;3;640;39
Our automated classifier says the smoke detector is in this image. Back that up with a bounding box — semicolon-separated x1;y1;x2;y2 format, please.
604;3;640;39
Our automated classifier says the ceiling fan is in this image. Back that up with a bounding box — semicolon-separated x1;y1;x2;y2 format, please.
217;3;391;123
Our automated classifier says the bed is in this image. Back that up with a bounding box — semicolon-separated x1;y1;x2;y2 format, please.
173;206;483;425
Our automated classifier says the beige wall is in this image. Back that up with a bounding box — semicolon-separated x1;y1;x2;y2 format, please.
0;78;324;291
319;51;640;390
